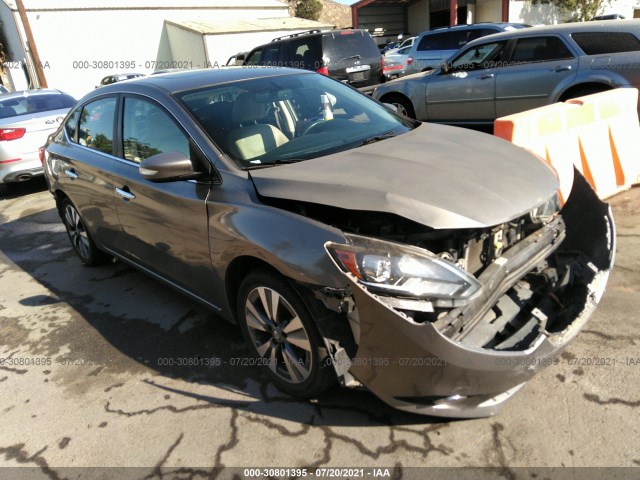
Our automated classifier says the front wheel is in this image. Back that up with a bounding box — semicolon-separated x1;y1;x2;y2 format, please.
382;94;416;119
60;198;109;266
237;269;335;397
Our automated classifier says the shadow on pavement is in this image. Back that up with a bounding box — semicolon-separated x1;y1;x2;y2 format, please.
0;203;448;428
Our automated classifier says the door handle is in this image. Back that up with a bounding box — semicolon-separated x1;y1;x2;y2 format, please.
479;73;495;79
115;187;136;201
64;169;78;179
553;66;572;72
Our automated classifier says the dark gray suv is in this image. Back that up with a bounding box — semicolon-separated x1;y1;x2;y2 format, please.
245;29;383;87
43;68;614;418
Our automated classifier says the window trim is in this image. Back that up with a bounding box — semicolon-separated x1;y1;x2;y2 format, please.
117;92;216;180
503;34;576;66
67;94;120;157
570;30;640;56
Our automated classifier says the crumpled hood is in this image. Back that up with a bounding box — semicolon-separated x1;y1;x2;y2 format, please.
250;123;560;229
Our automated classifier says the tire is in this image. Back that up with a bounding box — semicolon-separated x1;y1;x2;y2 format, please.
60;198;109;266
237;269;335;398
383;94;416;119
561;86;608;102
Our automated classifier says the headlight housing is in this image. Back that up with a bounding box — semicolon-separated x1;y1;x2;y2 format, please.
325;234;481;307
530;192;561;224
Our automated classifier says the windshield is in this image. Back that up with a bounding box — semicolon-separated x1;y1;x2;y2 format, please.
177;73;415;168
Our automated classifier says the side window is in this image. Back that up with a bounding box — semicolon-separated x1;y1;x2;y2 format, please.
510;36;573;63
262;45;281;66
467;28;499;42
122;97;189;164
417;32;445;51
572;32;640;55
77;97;116;154
245;49;262;66
450;42;506;71
286;37;321;69
64;108;81;141
443;30;470;50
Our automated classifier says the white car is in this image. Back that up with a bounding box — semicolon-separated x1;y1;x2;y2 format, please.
0;89;76;191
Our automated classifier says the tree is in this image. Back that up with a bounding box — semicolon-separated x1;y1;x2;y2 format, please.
293;0;323;21
532;0;609;22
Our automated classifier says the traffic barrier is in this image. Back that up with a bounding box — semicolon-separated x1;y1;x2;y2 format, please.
494;88;640;201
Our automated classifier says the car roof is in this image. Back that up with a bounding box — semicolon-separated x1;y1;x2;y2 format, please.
94;67;314;95
0;89;69;100
428;22;528;33
465;19;640;43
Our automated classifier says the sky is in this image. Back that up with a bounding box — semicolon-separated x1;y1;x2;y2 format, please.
332;0;358;4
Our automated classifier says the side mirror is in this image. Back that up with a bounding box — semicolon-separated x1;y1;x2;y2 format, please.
139;151;198;182
440;62;450;74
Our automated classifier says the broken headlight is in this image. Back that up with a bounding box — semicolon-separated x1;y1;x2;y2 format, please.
530;192;561;224
325;234;481;301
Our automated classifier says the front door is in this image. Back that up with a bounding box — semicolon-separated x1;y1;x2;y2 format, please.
110;95;214;301
426;40;506;123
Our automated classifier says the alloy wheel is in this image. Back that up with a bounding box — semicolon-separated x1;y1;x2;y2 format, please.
244;286;313;384
64;204;91;261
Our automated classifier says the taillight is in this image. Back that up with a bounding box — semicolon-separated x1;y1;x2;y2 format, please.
407;57;414;66
39;146;45;165
0;128;26;141
316;66;329;76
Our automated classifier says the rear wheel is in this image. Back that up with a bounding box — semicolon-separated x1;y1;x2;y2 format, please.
237;269;335;397
561;86;608;101
61;198;109;266
383;94;416;119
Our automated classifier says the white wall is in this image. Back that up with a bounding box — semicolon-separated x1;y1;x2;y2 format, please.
509;0;566;24
22;6;288;99
163;23;208;69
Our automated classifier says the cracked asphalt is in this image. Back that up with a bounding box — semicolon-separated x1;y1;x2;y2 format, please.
0;179;639;478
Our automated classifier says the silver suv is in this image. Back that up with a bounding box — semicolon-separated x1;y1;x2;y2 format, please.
406;23;529;74
374;20;640;125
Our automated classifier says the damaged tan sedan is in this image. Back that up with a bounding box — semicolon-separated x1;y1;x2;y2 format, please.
43;68;615;418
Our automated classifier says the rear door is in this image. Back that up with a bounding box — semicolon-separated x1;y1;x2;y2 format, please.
109;94;215;300
47;96;122;250
495;35;578;117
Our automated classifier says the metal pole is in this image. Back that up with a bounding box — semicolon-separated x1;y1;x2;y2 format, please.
15;0;47;88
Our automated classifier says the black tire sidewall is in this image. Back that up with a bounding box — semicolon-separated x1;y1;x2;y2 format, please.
60;198;105;266
237;269;334;398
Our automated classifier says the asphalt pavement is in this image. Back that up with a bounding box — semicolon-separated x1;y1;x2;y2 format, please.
0;179;638;479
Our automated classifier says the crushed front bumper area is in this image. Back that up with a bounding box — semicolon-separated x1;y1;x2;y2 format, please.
327;173;615;418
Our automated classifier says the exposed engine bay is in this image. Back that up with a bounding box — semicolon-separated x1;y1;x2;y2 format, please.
264;171;614;358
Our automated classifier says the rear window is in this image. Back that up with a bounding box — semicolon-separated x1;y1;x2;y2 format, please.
572;31;640;55
322;31;380;62
0;93;76;119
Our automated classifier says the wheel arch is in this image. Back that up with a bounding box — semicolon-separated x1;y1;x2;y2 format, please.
224;256;282;323
558;82;612;102
224;255;355;358
378;91;416;118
